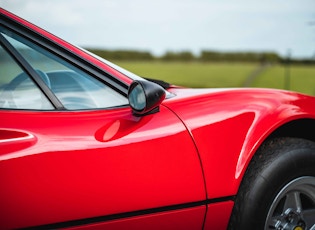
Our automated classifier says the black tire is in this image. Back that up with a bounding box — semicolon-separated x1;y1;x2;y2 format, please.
228;137;315;230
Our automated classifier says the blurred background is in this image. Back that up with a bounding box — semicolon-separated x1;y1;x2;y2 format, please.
1;0;315;95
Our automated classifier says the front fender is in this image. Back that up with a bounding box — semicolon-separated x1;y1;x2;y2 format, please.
163;88;315;199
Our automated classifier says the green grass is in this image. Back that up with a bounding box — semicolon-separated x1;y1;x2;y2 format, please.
115;61;315;95
115;61;259;88
251;65;315;95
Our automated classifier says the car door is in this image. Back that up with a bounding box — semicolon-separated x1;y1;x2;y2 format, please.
0;23;206;229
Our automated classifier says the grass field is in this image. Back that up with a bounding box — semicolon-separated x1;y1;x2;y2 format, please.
252;65;315;95
116;61;258;88
115;61;315;96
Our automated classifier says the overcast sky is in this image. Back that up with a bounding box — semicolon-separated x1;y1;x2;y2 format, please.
1;0;315;58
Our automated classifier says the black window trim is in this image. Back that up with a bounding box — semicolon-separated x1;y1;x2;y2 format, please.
0;32;65;110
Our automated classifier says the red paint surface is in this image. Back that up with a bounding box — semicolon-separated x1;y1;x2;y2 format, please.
203;201;234;230
68;206;206;230
0;107;206;229
165;88;315;198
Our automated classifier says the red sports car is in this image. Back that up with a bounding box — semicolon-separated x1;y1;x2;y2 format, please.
1;8;315;230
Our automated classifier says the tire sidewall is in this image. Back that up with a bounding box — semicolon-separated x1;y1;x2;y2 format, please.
232;138;315;229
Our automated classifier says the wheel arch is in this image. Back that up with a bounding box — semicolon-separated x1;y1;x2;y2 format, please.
228;118;315;228
268;118;315;143
235;117;315;193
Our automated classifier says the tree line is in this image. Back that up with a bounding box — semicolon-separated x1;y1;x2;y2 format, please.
86;48;315;65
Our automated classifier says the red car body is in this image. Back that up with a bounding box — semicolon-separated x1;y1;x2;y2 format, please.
1;8;315;229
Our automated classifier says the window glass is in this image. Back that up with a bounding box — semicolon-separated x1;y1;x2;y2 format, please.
0;27;128;110
0;43;54;110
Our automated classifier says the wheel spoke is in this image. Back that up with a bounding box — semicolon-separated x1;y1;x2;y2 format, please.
283;191;302;212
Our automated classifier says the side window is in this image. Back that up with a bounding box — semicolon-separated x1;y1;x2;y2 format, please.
0;43;54;110
0;27;128;110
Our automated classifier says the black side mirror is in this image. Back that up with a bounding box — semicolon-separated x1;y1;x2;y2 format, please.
128;80;166;116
